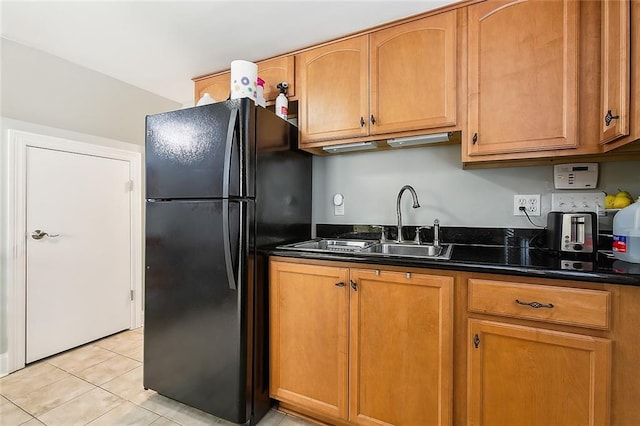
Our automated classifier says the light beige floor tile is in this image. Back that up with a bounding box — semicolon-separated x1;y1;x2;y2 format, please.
96;330;143;355
47;344;117;374
0;395;34;425
98;338;143;358
74;354;141;385
20;418;45;425
11;375;94;417
0;362;68;401
99;366;191;418
86;400;160;426
279;414;316;426
157;399;221;426
132;327;144;334
119;342;144;362
217;409;287;426
37;387;122;426
149;416;181;426
101;366;156;403
255;409;286;426
135;393;189;417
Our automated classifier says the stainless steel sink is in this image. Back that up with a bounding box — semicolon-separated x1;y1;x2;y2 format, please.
362;242;453;260
280;239;378;253
277;239;452;260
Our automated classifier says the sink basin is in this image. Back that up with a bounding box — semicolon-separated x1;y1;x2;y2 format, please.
280;239;377;253
277;239;453;260
362;243;453;260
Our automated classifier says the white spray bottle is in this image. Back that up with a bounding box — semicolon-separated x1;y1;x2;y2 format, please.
275;82;288;120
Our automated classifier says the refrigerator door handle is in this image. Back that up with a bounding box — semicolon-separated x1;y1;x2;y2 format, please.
222;199;238;290
222;108;239;198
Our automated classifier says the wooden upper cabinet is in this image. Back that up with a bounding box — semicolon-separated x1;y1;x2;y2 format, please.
468;319;611;426
297;36;369;144
371;11;457;135
193;56;295;104
467;0;580;156
194;72;230;104
600;0;630;145
258;56;295;102
298;12;458;146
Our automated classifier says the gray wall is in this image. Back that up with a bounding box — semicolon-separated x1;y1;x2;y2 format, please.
0;39;180;375
312;144;640;229
1;38;180;145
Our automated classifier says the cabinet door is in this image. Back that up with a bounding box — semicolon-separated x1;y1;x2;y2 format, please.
600;0;630;145
467;0;579;156
258;56;295;102
349;269;453;426
468;319;611;426
194;72;230;104
370;11;457;135
269;261;349;420
297;36;369;144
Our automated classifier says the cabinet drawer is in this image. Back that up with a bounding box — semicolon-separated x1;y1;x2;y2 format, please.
468;279;610;329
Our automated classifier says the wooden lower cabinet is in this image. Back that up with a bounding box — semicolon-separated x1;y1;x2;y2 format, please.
269;261;349;419
467;319;611;426
349;269;453;426
269;259;454;425
270;260;640;425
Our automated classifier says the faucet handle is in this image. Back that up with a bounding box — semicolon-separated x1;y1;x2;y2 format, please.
413;226;431;244
372;225;389;243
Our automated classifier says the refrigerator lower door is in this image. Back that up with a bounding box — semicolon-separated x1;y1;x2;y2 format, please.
144;199;254;423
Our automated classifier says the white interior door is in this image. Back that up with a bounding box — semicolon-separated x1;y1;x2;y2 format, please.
26;146;132;363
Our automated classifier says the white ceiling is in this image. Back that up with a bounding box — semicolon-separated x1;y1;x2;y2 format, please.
1;1;455;105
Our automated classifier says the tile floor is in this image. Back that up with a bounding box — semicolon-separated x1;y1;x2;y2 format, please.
0;328;314;426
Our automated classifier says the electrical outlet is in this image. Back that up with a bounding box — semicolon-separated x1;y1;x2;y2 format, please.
513;194;541;216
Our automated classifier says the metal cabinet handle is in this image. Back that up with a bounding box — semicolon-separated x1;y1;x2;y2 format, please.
360;117;365;127
604;110;619;126
370;115;376;125
472;133;478;144
31;229;60;240
515;299;554;309
335;282;346;287
350;280;358;291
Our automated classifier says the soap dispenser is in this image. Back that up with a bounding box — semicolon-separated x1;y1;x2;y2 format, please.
275;82;289;120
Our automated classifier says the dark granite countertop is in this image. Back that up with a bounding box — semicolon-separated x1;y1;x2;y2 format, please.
267;245;640;286
264;225;640;286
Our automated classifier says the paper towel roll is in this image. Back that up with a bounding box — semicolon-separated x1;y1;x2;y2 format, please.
230;60;258;100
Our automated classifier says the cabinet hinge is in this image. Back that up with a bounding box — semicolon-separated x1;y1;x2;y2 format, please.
128;180;134;191
473;334;480;348
130;290;135;301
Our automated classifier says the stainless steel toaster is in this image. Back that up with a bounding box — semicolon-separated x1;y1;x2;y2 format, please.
546;211;598;254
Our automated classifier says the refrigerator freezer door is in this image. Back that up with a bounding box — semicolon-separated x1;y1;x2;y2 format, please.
145;100;251;199
144;199;253;423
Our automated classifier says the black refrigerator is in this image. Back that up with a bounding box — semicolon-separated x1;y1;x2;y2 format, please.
143;98;311;425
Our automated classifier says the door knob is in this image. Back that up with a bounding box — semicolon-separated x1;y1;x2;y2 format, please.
31;229;60;240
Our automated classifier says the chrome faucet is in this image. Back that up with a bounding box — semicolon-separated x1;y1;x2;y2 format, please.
396;185;420;243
